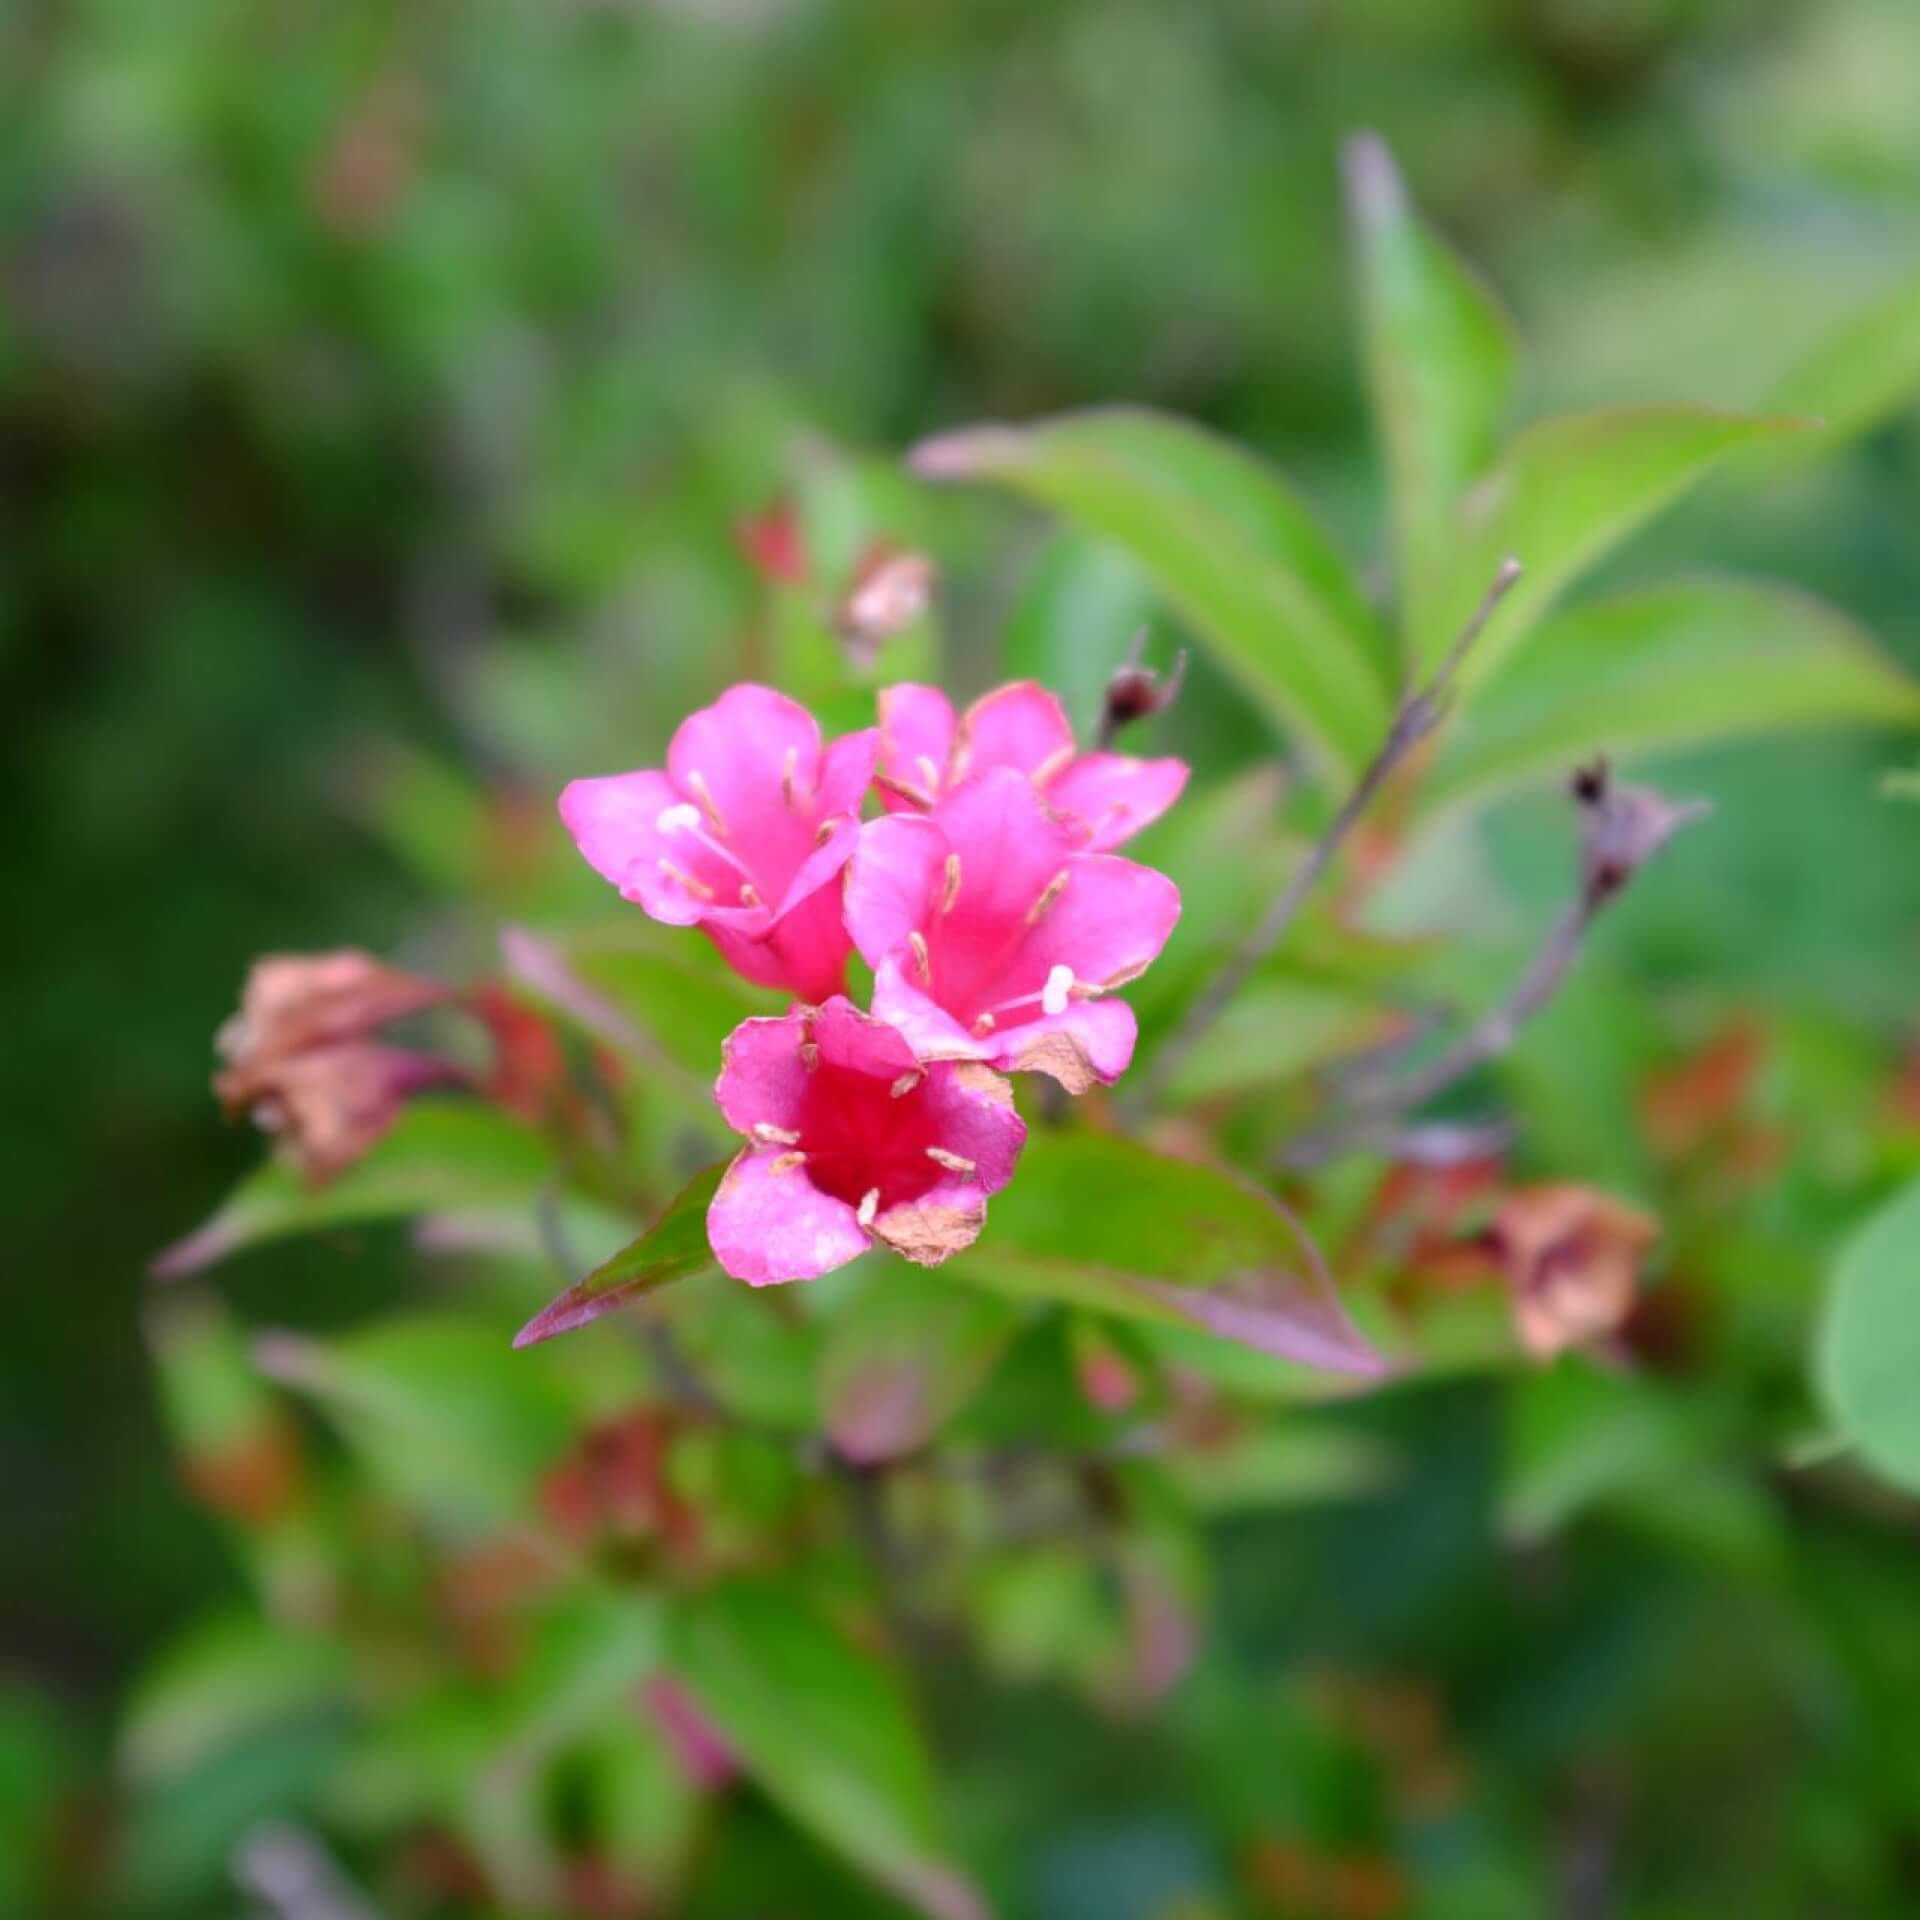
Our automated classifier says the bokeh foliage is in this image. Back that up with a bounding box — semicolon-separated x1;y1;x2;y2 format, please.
8;1;1920;1916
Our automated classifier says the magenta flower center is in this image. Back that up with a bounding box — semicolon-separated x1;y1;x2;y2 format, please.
923;871;1073;1035
791;1065;948;1212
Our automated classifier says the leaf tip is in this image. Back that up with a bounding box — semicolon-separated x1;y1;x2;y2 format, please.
906;425;1019;481
1340;129;1404;225
148;1217;238;1282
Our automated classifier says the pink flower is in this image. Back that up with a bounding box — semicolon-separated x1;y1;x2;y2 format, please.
876;679;1186;853
708;998;1026;1284
844;768;1181;1093
559;684;878;1003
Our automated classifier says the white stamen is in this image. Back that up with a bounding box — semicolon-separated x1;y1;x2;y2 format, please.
656;802;702;834
684;770;727;835
658;859;715;899
972;1011;996;1035
890;1071;922;1098
925;1146;975;1176
1032;744;1075;786
769;1151;808;1174
1041;964;1074;1018
752;1122;801;1145
940;853;962;915
908;931;931;981
856;1187;880;1229
1026;868;1070;925
915;754;942;794
739;882;760;907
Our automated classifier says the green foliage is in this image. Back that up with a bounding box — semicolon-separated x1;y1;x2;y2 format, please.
1818;1177;1920;1491
15;6;1920;1917
667;1581;986;1920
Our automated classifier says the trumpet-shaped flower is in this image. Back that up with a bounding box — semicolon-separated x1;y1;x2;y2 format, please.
559;684;877;1003
845;768;1181;1092
708;998;1026;1284
876;679;1186;853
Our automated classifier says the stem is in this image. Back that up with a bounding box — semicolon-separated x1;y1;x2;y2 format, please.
1120;556;1522;1124
1284;761;1708;1167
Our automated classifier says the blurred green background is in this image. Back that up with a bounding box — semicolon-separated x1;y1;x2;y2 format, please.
7;0;1920;1913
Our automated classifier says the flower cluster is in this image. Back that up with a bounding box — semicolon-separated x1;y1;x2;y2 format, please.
562;682;1186;1284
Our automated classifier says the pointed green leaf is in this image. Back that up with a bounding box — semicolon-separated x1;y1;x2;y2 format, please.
515;1163;725;1348
1344;131;1515;626
912;407;1392;779
151;1102;561;1280
667;1581;988;1920
257;1314;577;1525
1414;405;1809;686
817;1269;1020;1463
1001;528;1161;735
1426;578;1920;817
1818;1176;1920;1494
121;1613;348;1787
951;1134;1384;1378
1757;270;1920;473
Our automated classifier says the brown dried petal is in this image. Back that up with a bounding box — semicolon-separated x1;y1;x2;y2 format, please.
218;949;449;1073
220;1042;456;1186
1492;1184;1659;1359
870;1200;983;1267
1010;1029;1098;1095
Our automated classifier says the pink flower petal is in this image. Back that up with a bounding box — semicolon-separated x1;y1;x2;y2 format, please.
707;1144;872;1286
558;769;707;925
916;1060;1027;1193
979;995;1139;1090
817;726;882;822
668;687;825;894
1045;753;1190;853
714;1010;815;1136
869;956;989;1064
812;995;922;1081
876;684;955;810
843;814;951;970
1021;850;1183;995
953;681;1076;784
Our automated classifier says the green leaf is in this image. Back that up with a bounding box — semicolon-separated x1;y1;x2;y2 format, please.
817;1268;1020;1463
488;1586;665;1779
1344;132;1515;626
151;1101;560;1279
257;1313;578;1526
912;407;1392;779
1001;528;1162;734
1414;405;1809;686
1425;579;1920;818
951;1134;1384;1378
515;1163;724;1347
1757;271;1920;473
1160;978;1392;1104
120;1613;347;1787
1817;1176;1920;1493
667;1581;987;1920
504;923;770;1085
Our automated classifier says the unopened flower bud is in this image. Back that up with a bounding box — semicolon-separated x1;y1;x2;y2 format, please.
1101;642;1188;739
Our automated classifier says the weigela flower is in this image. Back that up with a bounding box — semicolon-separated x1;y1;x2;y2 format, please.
708;997;1026;1284
559;684;878;1003
1491;1184;1659;1358
844;767;1181;1092
876;679;1187;853
213;950;458;1184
